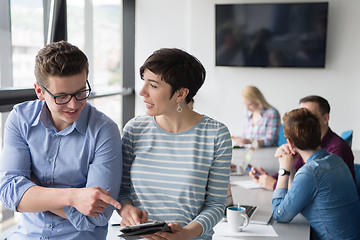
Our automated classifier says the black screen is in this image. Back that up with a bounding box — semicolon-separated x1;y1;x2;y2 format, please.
215;2;328;68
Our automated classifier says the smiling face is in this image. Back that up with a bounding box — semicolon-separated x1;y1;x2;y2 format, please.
34;71;88;131
139;69;178;116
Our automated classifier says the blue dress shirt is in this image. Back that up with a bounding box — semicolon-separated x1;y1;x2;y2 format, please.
272;149;360;240
0;100;122;240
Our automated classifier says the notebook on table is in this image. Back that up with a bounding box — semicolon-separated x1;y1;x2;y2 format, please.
241;204;272;225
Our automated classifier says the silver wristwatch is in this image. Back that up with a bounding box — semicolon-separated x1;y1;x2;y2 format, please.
278;168;290;176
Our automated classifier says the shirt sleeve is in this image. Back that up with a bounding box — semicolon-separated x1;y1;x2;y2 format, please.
192;124;232;235
0;109;36;211
117;121;135;204
64;121;122;231
262;108;281;147
272;167;317;222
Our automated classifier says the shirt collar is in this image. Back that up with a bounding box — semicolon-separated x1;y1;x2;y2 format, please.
31;102;52;128
31;101;89;135
74;102;89;135
246;108;266;119
320;127;332;146
307;148;328;163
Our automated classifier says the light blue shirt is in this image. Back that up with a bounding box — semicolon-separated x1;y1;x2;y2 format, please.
119;115;232;240
0;100;122;240
272;149;360;240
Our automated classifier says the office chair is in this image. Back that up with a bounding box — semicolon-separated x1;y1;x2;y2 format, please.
277;124;287;146
340;130;353;147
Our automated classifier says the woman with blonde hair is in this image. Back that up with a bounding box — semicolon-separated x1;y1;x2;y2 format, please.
232;85;280;148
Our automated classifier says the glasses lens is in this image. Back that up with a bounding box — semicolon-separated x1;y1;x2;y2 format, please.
75;89;90;100
55;95;72;104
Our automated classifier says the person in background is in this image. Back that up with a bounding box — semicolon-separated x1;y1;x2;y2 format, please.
0;41;122;240
249;95;355;190
117;48;232;240
272;108;360;240
232;85;281;148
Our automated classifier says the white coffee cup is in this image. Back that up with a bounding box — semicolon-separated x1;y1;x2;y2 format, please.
226;206;249;232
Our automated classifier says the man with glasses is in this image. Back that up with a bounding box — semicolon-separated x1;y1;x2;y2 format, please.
0;41;122;239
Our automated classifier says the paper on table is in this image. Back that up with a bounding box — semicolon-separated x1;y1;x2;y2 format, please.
109;210;123;225
213;221;278;237
231;179;262;189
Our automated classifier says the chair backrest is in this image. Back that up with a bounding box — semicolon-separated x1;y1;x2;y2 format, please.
354;164;360;196
340;130;353;147
277;123;287;146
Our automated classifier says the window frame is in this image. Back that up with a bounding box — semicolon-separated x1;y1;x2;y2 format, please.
0;0;135;225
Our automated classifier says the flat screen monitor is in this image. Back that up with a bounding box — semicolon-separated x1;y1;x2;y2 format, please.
215;2;328;68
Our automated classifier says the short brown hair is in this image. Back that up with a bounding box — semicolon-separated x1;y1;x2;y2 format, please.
299;95;330;115
34;40;89;87
283;108;321;150
139;48;205;104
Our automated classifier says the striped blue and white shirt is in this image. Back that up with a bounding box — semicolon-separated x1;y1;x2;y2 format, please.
118;115;232;239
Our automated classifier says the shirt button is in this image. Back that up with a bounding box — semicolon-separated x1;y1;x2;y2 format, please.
277;209;281;214
46;224;51;228
49;158;54;163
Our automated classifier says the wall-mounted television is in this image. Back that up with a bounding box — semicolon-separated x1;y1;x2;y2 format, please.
215;2;328;68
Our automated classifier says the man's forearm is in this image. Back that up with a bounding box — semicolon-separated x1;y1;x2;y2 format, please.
16;185;72;213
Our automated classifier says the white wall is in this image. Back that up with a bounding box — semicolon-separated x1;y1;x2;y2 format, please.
135;0;360;151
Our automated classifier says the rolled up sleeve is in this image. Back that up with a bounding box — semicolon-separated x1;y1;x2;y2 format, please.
0;109;37;211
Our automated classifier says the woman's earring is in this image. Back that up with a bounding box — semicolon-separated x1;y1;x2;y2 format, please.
177;102;183;113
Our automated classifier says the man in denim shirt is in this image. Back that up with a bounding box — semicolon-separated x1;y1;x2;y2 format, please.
272;108;360;240
0;41;122;239
249;95;355;190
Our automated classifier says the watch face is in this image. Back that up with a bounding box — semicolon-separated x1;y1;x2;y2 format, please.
278;168;289;176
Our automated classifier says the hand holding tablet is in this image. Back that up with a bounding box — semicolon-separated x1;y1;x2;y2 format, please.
118;221;171;237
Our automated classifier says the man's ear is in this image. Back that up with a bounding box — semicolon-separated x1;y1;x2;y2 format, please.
176;88;189;102
34;82;45;100
322;113;330;125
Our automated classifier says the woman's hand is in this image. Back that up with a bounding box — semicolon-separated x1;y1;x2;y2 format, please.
119;202;148;226
142;223;192;240
275;144;296;170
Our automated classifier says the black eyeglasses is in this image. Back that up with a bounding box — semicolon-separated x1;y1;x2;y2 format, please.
39;80;92;105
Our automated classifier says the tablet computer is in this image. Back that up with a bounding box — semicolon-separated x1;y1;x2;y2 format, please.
118;221;171;237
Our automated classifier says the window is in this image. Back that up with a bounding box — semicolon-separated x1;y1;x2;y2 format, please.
0;0;134;232
11;0;44;88
67;0;123;127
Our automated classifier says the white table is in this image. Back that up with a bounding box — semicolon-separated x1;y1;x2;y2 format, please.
108;147;310;240
219;147;310;240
